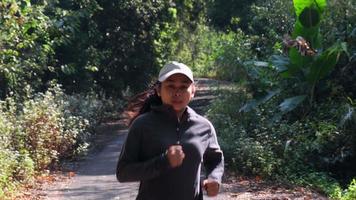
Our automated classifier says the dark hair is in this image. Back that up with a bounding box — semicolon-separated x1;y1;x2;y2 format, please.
124;81;162;125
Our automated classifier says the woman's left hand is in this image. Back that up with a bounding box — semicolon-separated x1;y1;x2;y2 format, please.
202;179;220;197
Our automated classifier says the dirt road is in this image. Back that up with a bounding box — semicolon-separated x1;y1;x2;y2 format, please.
43;130;138;200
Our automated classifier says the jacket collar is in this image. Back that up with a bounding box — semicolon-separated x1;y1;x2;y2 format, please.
151;104;197;122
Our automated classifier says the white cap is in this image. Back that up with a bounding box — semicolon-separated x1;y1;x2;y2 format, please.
158;61;194;82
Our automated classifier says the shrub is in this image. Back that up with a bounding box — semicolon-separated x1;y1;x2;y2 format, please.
207;85;281;177
21;87;75;170
0;99;34;199
63;91;124;126
21;84;120;164
207;82;355;197
213;30;254;82
341;179;356;200
0;83;123;197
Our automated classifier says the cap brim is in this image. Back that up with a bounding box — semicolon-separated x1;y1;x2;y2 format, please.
158;69;194;82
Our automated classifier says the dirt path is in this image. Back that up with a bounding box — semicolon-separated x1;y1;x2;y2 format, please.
42;130;138;200
35;78;328;200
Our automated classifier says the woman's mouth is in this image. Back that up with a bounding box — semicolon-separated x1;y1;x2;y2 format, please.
172;100;182;104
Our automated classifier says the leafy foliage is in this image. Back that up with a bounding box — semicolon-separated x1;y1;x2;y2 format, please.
0;0;54;98
206;0;257;31
206;0;355;197
247;0;295;57
41;0;103;94
323;0;356;99
243;0;348;115
341;179;356;200
0;84;123;197
0;0;355;198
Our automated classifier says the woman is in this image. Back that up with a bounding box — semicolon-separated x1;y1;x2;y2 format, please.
116;61;224;200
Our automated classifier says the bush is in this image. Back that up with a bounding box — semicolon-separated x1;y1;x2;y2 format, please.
63;91;124;126
0;83;123;197
21;84;122;163
0;99;34;199
0;147;17;199
22;92;67;170
207;83;356;196
213;30;255;82
341;179;356;200
207;85;281;177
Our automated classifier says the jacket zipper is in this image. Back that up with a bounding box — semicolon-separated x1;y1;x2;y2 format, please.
176;121;181;144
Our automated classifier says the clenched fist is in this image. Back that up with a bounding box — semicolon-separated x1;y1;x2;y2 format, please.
203;179;220;197
166;145;185;168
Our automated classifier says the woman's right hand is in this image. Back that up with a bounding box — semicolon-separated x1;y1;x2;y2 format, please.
166;145;185;168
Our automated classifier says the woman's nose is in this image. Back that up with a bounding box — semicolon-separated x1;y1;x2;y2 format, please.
172;91;181;97
171;89;182;96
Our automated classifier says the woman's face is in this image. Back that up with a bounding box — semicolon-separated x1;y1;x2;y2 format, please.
158;73;195;114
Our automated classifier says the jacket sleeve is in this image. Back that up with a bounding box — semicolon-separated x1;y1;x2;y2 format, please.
116;119;170;182
203;123;224;183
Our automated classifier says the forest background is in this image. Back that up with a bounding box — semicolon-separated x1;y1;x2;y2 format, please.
0;0;355;199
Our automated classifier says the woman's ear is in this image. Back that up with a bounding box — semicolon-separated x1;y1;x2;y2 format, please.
190;84;196;99
155;83;161;97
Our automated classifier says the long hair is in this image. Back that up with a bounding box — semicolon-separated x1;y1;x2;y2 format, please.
124;81;162;125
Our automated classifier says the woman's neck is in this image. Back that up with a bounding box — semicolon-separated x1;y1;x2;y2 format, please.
176;108;187;122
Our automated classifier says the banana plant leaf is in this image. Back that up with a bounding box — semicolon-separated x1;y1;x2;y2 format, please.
290;0;326;67
239;90;281;112
307;42;347;83
279;95;307;112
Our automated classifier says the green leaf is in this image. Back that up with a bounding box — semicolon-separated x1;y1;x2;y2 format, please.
292;0;326;47
253;61;269;67
85;65;99;72
281;62;305;78
350;28;356;38
307;42;346;83
279;95;307;112
293;0;327;17
61;64;76;75
240;90;280;112
293;21;321;47
299;7;320;28
168;7;177;19
289;46;314;68
270;55;289;73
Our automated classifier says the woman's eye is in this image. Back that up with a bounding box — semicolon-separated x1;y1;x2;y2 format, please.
165;84;189;91
180;86;188;90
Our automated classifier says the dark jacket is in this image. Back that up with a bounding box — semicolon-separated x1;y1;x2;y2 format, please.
116;105;224;200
